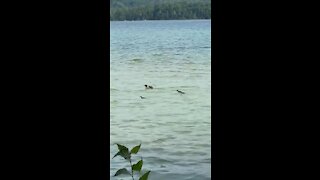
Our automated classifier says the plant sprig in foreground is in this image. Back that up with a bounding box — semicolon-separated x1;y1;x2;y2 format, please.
113;144;151;180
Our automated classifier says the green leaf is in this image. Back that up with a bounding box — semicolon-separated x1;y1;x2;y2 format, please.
113;150;131;160
114;168;131;176
112;151;121;159
113;144;131;160
132;159;143;172
130;144;141;154
116;144;128;151
139;171;151;180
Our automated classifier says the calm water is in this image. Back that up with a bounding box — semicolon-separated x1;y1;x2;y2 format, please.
110;20;211;180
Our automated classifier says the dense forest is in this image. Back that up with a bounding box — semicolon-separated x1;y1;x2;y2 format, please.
110;0;211;21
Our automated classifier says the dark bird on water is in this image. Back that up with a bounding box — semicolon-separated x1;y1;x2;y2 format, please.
140;96;146;99
145;84;153;89
177;90;185;94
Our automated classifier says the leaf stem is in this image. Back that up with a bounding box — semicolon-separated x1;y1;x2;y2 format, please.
129;158;134;180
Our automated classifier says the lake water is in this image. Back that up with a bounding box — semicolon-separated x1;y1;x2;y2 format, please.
110;20;211;180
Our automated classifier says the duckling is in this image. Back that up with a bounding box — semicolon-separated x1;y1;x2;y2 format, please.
144;84;153;89
177;90;185;94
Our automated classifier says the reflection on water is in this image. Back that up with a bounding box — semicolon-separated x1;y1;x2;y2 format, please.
110;20;211;180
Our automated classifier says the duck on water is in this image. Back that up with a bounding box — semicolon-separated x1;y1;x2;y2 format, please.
145;84;153;89
177;90;185;94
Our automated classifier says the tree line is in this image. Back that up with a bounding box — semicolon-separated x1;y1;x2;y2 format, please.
110;1;211;21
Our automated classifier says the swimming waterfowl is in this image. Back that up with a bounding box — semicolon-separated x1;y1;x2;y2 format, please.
144;84;153;89
140;96;146;99
177;90;185;94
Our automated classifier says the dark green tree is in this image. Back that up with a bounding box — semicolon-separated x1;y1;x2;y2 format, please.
110;0;211;21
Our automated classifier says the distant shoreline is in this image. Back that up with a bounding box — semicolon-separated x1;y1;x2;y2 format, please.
110;0;211;21
110;18;211;22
